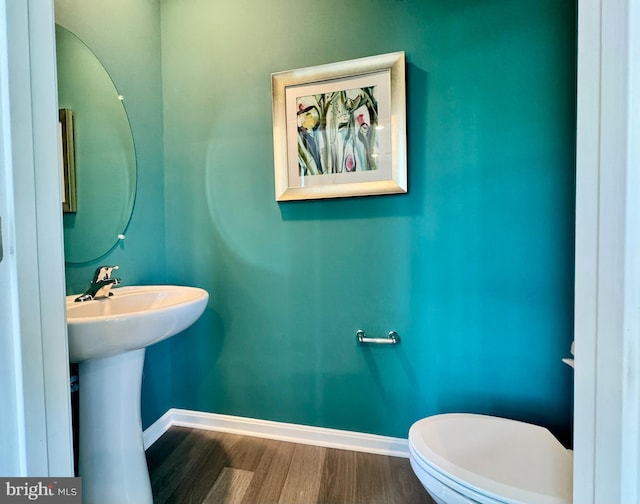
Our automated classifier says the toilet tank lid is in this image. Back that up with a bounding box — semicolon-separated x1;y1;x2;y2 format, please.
409;413;573;504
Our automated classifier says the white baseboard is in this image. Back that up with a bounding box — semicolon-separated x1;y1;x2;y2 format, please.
143;408;409;458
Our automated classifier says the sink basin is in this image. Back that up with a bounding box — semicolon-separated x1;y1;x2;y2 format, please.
66;284;208;504
66;285;208;362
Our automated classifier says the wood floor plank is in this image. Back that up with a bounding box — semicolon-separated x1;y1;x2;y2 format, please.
148;429;217;503
355;452;395;504
147;427;435;504
223;434;269;472
317;448;356;504
239;440;296;504
388;455;435;504
145;426;192;474
278;444;326;504
153;430;240;504
202;467;254;504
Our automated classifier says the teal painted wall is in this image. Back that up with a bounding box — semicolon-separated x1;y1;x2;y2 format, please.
157;0;576;441
55;0;166;294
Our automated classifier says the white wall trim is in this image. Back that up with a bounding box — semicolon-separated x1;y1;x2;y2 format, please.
143;409;410;459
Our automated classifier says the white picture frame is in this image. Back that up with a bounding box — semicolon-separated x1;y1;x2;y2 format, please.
271;52;407;201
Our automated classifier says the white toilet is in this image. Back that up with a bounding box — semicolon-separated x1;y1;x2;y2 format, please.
408;413;573;504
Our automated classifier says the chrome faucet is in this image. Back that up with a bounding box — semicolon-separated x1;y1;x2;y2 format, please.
74;265;121;302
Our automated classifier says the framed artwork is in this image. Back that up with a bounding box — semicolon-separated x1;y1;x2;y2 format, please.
59;108;77;213
271;51;407;201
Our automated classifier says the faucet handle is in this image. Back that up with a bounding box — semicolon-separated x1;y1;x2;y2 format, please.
93;265;119;282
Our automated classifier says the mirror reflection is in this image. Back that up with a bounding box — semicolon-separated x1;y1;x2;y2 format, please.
56;25;136;264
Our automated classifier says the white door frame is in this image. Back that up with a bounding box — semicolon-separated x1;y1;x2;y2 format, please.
573;0;640;502
0;0;73;476
0;0;26;477
1;0;637;497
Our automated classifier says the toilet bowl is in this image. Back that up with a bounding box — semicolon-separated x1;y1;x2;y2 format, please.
408;414;572;504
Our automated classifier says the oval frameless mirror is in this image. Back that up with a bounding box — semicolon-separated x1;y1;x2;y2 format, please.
56;25;136;264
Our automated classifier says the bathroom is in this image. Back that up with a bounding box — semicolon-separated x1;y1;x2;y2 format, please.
56;0;577;499
3;0;638;502
60;0;576;438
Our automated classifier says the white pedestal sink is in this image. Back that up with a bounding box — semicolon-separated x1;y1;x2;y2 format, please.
66;285;208;504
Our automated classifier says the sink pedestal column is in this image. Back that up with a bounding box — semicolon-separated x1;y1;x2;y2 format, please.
78;348;152;504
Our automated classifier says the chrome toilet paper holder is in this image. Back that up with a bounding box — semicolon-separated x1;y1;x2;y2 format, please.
356;329;400;345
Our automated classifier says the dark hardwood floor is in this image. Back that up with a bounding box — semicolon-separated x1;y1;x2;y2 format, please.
146;426;435;504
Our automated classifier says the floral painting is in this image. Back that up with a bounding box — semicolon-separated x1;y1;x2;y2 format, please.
272;51;406;201
296;86;379;176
